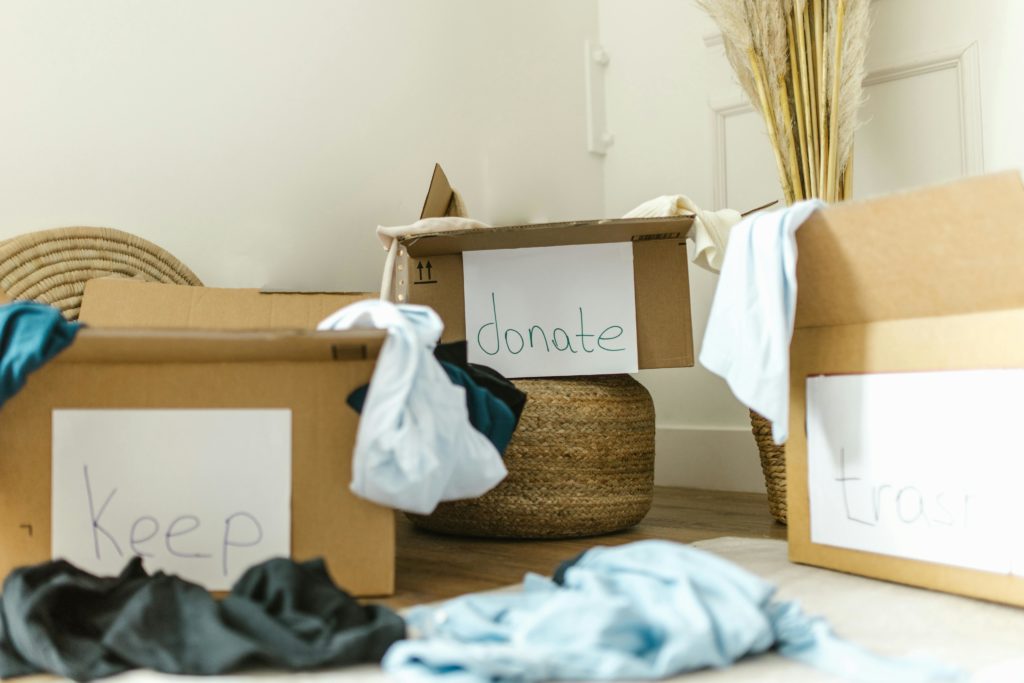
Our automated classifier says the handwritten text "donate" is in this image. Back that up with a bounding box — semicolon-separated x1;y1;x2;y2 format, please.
475;293;626;356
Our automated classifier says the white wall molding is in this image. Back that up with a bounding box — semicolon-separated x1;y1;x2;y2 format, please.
708;42;985;210
654;425;765;492
862;42;985;176
709;97;754;210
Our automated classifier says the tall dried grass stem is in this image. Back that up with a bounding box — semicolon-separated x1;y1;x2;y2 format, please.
826;0;846;200
787;17;810;198
748;50;795;203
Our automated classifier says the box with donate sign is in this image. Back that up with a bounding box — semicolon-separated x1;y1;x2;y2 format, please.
399;165;695;377
395;165;696;538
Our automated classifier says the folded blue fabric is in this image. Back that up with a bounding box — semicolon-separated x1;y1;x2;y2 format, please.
0;302;79;409
383;540;964;683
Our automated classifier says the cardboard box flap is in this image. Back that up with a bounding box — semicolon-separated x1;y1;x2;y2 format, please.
402;216;693;257
420;163;460;220
57;328;385;364
795;172;1024;329
80;279;372;330
412;163;693;255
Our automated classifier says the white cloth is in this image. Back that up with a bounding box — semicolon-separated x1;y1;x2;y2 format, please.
318;300;507;514
376;217;490;301
624;195;741;273
699;200;824;445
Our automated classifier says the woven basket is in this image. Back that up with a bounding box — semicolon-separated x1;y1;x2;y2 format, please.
0;227;203;320
407;374;655;538
750;410;787;523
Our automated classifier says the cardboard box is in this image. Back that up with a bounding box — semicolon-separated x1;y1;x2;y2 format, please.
79;278;374;330
0;281;394;596
787;171;1024;605
401;165;695;370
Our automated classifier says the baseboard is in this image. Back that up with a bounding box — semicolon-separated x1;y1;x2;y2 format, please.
654;425;766;493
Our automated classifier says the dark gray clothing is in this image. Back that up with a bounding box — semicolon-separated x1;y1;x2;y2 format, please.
0;557;404;681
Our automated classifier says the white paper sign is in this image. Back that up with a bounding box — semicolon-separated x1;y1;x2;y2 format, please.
462;243;638;378
52;409;291;590
807;370;1024;575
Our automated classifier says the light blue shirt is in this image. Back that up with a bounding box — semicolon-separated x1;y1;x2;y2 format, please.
318;300;507;514
700;200;824;444
383;540;963;683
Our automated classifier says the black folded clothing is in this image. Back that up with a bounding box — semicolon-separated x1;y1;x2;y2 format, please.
0;557;404;681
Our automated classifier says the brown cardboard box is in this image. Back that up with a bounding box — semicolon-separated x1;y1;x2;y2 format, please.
79;278;374;329
0;282;394;596
787;171;1024;605
401;165;695;369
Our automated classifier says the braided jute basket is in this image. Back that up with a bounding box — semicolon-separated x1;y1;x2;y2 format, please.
0;227;202;320
407;374;656;538
750;410;787;523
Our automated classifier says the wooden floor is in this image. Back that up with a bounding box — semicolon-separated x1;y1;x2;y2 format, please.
372;486;787;609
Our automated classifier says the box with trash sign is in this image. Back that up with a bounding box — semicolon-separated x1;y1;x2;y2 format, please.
0;281;394;596
787;171;1024;606
397;165;696;378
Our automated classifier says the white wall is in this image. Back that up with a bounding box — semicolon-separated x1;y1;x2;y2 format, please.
600;0;1024;492
4;1;1021;493
598;0;766;492
0;0;603;292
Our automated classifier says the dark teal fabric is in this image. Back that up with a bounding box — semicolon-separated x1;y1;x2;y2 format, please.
433;341;527;430
348;361;518;455
0;302;79;408
0;557;404;681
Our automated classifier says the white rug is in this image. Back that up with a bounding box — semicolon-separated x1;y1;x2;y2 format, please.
58;537;1024;683
678;537;1024;682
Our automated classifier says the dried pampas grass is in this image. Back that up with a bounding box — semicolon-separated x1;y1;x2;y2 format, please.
836;0;870;173
699;0;871;203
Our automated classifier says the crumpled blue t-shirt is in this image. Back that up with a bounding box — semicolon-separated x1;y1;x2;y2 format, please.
0;302;79;408
383;540;964;683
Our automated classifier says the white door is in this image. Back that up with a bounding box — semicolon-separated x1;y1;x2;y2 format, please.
709;0;1022;208
601;0;1024;492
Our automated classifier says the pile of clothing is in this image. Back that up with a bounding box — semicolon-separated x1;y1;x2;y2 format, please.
0;541;962;682
0;557;403;680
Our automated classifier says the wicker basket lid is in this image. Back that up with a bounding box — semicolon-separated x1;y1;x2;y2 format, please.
0;227;203;320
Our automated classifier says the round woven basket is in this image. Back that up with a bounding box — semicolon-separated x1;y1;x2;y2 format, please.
0;227;203;320
407;374;655;539
750;410;787;524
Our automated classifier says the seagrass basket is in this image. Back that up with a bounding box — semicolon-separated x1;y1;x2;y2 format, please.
0;227;202;320
750;410;787;523
407;374;655;538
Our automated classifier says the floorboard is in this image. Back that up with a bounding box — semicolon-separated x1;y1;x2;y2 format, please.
372;486;786;609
